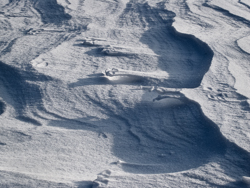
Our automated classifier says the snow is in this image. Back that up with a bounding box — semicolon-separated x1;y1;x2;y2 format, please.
237;35;250;54
0;0;250;187
240;0;250;8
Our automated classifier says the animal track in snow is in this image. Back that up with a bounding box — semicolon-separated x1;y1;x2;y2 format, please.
92;170;112;188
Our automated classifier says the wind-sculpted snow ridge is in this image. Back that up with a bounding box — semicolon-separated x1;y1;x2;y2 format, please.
170;0;250;150
65;1;250;185
71;1;213;88
0;0;250;187
111;100;228;174
118;1;214;88
57;84;250;176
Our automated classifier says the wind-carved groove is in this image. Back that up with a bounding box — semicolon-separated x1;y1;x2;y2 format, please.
203;2;250;27
239;0;250;10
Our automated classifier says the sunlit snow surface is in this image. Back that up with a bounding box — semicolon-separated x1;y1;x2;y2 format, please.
0;0;250;187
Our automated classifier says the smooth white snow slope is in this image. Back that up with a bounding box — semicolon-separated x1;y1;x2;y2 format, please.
0;0;250;187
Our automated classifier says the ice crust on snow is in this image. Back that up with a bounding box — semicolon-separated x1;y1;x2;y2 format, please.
0;0;250;187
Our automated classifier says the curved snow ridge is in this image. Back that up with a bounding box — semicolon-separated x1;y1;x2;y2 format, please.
45;81;248;175
118;1;214;88
173;0;250;151
164;27;214;88
109;99;228;174
74;92;250;176
99;2;250;176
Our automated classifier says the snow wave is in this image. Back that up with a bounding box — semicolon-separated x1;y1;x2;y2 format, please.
0;0;250;186
46;1;250;177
